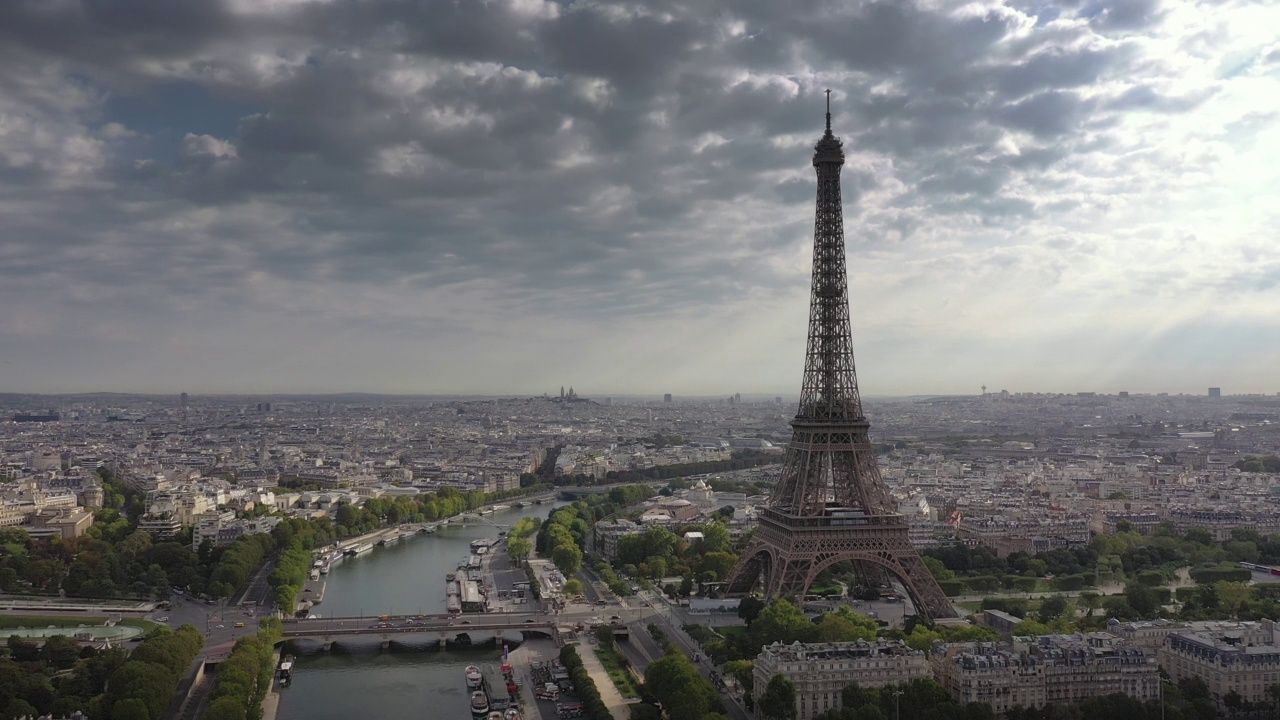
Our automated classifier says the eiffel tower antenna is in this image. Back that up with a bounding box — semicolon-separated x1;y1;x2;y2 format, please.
724;96;955;620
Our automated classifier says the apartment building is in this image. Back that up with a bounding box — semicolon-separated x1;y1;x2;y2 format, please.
753;640;930;720
1158;619;1280;709
931;635;1158;714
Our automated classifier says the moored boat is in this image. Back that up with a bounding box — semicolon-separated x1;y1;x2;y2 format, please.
278;654;295;683
465;665;483;690
470;691;489;717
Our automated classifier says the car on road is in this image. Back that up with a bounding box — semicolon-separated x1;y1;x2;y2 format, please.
156;616;169;622
460;620;471;625
234;622;245;628
216;624;225;629
609;615;620;620
524;619;535;623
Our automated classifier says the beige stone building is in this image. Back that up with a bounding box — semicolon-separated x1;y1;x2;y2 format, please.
1159;619;1280;710
753;640;930;720
931;634;1158;714
26;509;94;540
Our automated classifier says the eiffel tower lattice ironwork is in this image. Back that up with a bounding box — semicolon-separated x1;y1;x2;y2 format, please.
723;94;956;620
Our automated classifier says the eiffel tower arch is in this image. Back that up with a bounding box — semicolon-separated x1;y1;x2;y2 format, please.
724;94;956;621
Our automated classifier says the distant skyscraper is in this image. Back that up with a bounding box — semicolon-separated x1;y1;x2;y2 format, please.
1209;387;1222;398
734;393;742;404
179;392;188;408
776;396;783;405
663;393;673;403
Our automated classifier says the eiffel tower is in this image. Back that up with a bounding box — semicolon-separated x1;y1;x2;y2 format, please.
724;94;955;620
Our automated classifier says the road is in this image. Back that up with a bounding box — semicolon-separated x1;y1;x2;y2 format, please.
280;611;557;635
232;559;275;607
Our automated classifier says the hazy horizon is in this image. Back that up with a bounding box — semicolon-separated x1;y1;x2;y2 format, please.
2;1;1278;397
0;387;1269;401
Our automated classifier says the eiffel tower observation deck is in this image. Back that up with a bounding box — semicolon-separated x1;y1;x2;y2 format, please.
724;94;956;620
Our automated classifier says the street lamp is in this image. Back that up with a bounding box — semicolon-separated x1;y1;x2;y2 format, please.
893;690;904;720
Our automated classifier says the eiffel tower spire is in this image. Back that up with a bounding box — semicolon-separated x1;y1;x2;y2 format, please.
724;96;955;619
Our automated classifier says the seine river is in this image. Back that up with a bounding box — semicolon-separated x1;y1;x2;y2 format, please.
276;501;564;720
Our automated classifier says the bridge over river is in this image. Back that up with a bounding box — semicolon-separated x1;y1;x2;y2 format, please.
280;611;565;650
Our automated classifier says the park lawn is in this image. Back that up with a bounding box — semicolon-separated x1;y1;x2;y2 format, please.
716;625;747;640
595;646;640;699
0;615;108;629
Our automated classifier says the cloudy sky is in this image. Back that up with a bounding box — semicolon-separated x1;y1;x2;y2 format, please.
1;0;1278;398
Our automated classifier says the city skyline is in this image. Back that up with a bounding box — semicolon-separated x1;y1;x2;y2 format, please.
2;1;1278;396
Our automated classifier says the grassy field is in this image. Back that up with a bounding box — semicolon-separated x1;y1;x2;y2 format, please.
716;625;747;640
595;645;640;699
0;615;108;629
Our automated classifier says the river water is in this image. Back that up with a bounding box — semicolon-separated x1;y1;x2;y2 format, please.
276;501;564;720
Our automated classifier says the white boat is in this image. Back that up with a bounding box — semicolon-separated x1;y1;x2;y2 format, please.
488;713;504;720
470;691;489;716
465;665;483;690
503;709;522;720
491;505;510;512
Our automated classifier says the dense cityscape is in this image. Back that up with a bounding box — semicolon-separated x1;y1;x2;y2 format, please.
3;387;1280;720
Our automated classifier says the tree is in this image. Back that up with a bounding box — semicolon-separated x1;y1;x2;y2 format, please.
108;698;150;720
1124;583;1160;617
206;696;248;720
738;596;766;625
1079;592;1101;617
563;578;585;597
759;674;797;720
724;660;755;694
751;599;816;646
507;536;532;566
645;652;712;720
815;606;877;642
39;634;82;670
1038;595;1069;622
552;543;583;577
923;555;956;582
1223;690;1244;718
702;523;731;554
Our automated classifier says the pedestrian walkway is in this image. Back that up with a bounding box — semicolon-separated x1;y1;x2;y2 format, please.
576;640;631;720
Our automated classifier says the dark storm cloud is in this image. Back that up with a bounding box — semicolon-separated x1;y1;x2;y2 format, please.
0;0;1271;393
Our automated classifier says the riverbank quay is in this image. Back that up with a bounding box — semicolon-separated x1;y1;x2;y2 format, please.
261;647;283;720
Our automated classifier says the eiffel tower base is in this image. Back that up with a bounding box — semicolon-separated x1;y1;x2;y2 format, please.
727;510;956;621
